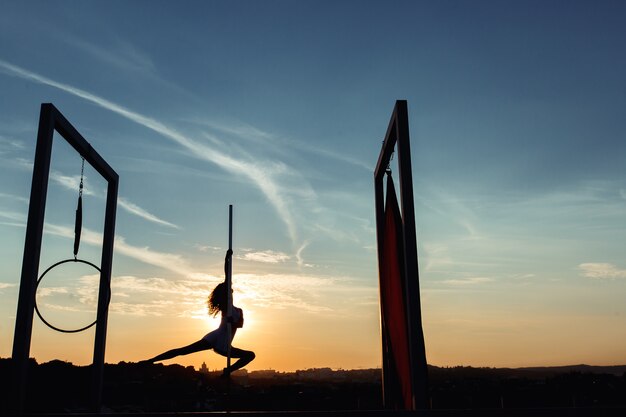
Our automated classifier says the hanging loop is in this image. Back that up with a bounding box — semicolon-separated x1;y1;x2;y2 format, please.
34;258;108;333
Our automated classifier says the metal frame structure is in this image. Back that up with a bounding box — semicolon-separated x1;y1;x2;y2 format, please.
11;103;118;413
374;100;428;409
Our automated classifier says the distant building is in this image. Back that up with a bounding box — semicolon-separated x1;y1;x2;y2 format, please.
199;362;209;374
296;367;335;381
249;369;277;379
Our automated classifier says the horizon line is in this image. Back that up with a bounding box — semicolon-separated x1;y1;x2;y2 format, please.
4;357;626;372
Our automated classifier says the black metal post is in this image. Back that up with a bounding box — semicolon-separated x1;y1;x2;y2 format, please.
395;102;429;410
11;104;55;414
92;171;118;411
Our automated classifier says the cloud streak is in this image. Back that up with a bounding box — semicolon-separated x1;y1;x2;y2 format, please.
579;263;626;279
61;36;156;74
442;277;494;286
0;135;25;156
38;271;365;319
0;59;298;244
0;282;17;293
118;197;180;229
0;209;26;224
6;150;180;230
50;171;97;196
239;250;290;264
2;208;189;276
44;223;193;276
197;119;371;171
49;170;179;229
295;241;310;268
0;192;29;204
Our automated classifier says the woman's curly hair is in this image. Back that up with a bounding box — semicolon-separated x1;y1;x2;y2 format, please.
207;282;227;317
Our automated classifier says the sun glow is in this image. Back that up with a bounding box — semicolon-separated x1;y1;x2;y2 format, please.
196;291;256;335
202;312;221;332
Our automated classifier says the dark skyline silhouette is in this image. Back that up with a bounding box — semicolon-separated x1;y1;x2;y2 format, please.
2;358;626;414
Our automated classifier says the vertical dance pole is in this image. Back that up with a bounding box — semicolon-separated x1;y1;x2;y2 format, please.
226;204;233;374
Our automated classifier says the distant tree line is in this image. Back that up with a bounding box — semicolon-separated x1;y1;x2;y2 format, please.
1;358;625;413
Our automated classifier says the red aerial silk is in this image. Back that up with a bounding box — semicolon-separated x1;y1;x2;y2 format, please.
380;174;413;409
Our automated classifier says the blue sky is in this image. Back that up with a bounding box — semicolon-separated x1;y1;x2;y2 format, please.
1;1;625;370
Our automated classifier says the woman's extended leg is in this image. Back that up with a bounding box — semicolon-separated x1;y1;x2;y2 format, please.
221;346;255;375
145;339;211;363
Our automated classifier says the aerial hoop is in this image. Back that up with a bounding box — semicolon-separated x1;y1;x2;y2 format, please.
33;157;109;333
34;258;108;333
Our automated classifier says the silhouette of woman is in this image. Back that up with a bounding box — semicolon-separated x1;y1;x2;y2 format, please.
143;249;255;376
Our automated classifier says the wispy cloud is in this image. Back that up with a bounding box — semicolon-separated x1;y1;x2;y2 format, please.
44;223;193;276
0;59;299;245
114;236;192;275
110;275;209;296
233;273;377;317
2;207;190;277
195;120;274;144
50;171;97;196
194;119;371;171
296;142;371;171
0;221;24;228
12;157;33;171
422;243;454;272
442;277;494;286
239;250;290;264
40;272;337;318
49;169;179;229
0;150;180;229
194;244;221;252
69;274;213;317
57;35;195;100
61;36;156;74
33;265;375;319
579;263;626;279
0;209;25;223
231;273;336;313
118;197;180;229
37;287;69;297
295;241;310;267
0;282;17;292
311;223;360;244
0;192;29;204
419;185;483;240
0;135;25;156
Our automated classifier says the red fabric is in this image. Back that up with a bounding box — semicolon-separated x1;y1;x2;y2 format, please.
381;175;413;409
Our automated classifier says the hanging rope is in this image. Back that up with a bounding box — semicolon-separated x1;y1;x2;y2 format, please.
73;157;84;258
386;150;395;176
